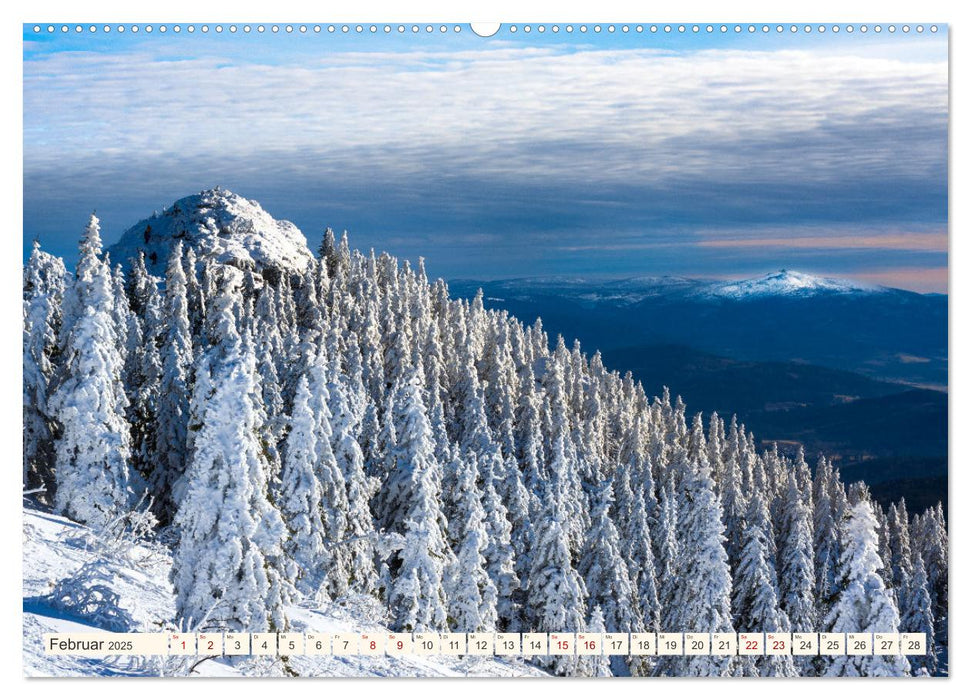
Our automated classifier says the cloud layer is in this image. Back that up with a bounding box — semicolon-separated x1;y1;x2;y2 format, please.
23;34;948;290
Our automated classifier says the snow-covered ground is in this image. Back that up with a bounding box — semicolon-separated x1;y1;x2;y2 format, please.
22;504;548;678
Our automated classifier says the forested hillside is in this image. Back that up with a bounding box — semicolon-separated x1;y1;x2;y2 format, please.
22;190;947;677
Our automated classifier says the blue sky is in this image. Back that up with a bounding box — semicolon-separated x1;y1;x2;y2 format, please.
23;23;949;291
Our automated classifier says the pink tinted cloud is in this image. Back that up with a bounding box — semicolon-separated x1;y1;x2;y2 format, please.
852;267;948;293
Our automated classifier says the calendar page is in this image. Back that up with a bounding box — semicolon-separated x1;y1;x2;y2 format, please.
21;19;948;679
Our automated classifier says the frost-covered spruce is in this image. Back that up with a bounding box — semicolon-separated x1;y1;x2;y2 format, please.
718;420;747;575
253;286;287;446
49;215;134;528
824;500;910;677
899;554;937;676
626;485;660;677
526;479;586;676
545;425;588;559
580;482;639;676
329;360;379;596
777;472;816;673
655;484;680;636
480;453;520;631
278;375;327;597
110;262;139;397
581;606;612;678
378;358;449;535
500;451;535;597
813;457;842;614
916;503;947;642
628;486;660;633
171;271;290;632
514;363;546;510
123;254;163;484
445;452;497;632
387;369;452;632
152;243;194;522
307;345;351;599
887;500;914;594
732;490;796;677
23;241;66;495
666;445;735;677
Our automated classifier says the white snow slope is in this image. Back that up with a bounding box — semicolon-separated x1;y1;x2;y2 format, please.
22;505;547;678
107;188;315;278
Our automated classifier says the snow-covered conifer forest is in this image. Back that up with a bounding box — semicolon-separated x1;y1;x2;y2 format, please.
22;190;948;677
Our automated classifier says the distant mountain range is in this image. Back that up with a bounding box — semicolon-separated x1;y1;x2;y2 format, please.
450;272;948;511
450;271;947;389
456;269;884;304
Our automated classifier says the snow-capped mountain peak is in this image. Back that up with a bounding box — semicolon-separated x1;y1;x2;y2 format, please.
107;187;315;276
698;269;883;299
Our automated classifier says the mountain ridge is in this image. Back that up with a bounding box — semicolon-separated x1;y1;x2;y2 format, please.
450;269;932;306
107;187;315;277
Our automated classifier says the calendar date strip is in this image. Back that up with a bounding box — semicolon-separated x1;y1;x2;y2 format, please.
43;631;927;657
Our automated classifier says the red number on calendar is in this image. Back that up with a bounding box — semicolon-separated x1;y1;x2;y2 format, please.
584;641;596;650
557;641;569;650
745;640;757;650
772;641;784;650
181;641;186;650
207;640;214;651
370;640;377;650
397;641;404;650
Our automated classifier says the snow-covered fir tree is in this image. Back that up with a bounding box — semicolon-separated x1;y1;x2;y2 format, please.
123;253;164;485
824;500;910;677
777;471;816;674
278;375;328;597
23;241;66;496
171;270;291;631
444;452;497;632
152;243;194;522
387;370;452;632
899;553;936;676
731;490;796;677
48;215;135;528
663;445;735;677
526;478;587;676
580;482;639;675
